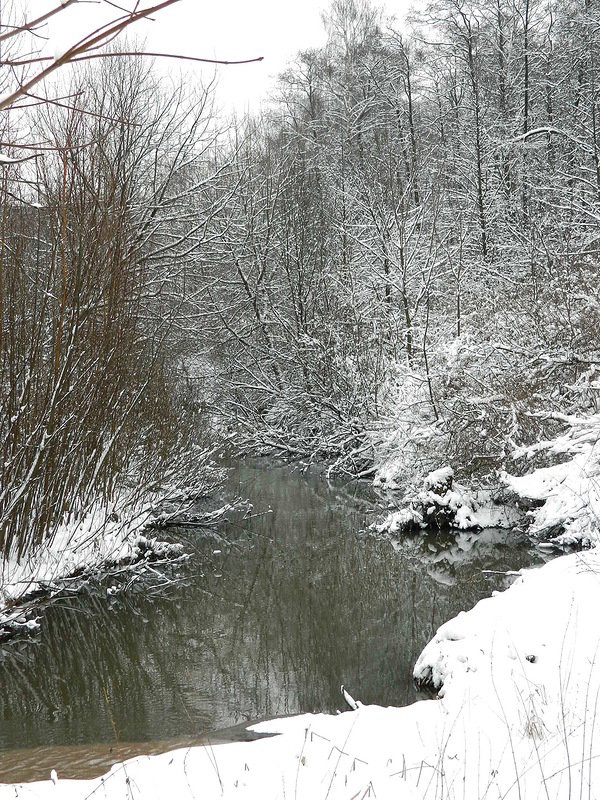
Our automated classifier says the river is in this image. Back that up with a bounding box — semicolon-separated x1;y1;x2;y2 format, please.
0;461;549;783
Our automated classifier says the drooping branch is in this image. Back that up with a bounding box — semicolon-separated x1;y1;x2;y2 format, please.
3;52;265;68
0;0;263;114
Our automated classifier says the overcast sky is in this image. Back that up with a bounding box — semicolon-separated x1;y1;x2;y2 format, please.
38;0;413;114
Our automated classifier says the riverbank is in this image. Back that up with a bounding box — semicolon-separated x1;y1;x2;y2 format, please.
3;412;599;797
3;545;599;798
0;482;225;639
373;411;600;553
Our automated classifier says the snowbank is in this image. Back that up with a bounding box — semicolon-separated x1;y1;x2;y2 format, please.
503;412;600;547
375;412;600;546
374;466;521;535
0;497;184;637
6;549;600;799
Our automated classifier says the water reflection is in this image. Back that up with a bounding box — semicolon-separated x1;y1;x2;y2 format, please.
0;462;548;782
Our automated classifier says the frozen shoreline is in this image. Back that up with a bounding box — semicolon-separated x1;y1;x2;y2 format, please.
0;492;190;639
375;412;600;552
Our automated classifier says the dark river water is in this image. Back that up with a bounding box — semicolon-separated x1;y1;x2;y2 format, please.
0;462;549;783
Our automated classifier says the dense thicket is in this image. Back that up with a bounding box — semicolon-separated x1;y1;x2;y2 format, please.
4;0;600;560
0;58;218;559
193;0;600;482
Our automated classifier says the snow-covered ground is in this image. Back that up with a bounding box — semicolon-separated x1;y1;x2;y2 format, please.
374;412;600;549
374;465;522;535
0;493;187;637
4;414;600;798
503;412;600;548
4;547;600;799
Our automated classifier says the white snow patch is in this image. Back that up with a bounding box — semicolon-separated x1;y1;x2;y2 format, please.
504;412;600;546
0;492;186;630
423;465;454;490
374;479;520;535
0;499;151;609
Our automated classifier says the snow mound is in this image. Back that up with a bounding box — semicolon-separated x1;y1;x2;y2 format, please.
415;550;600;740
503;412;600;546
0;501;150;606
423;465;454;492
375;466;520;534
0;495;185;634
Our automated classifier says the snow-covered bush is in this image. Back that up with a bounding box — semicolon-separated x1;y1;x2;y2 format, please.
371;364;444;489
374;465;520;535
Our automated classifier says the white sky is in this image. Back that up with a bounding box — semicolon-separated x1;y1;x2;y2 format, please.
32;0;413;114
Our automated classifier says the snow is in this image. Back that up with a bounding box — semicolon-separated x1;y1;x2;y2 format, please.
371;410;600;546
423;465;454;491
0;502;148;606
5;548;600;799
0;494;186;637
371;367;442;491
372;419;440;491
374;466;521;535
375;505;422;533
341;684;361;710
503;413;600;547
5;417;600;797
376;414;600;545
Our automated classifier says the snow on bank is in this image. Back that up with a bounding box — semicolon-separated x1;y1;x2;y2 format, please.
0;496;184;634
374;466;521;535
375;412;600;545
503;412;600;547
6;549;600;799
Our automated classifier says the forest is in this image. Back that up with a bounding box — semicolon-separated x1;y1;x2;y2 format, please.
0;0;600;554
2;0;598;561
2;1;600;797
